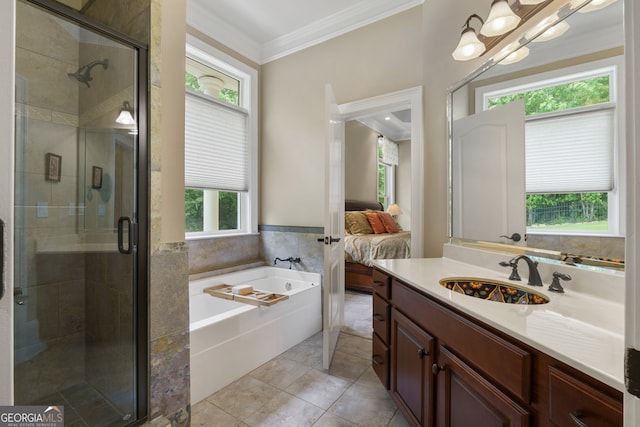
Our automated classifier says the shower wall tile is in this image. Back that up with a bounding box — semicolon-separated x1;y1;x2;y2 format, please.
84;0;150;45
51;111;79;127
17;1;79;69
35;253;85;287
58;279;86;336
15;48;79;115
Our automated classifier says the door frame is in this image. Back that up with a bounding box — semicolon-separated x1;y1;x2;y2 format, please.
0;0;16;405
625;0;640;424
339;86;424;258
5;0;150;418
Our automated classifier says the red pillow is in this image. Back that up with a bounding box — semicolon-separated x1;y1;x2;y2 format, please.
379;212;400;233
365;212;387;234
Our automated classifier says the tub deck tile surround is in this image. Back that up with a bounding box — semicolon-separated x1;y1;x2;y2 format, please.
190;291;409;427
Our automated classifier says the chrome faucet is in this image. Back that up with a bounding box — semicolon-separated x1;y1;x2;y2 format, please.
499;255;543;287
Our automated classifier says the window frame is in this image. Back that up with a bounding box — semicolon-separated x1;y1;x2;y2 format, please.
474;56;625;237
378;144;396;209
185;35;258;239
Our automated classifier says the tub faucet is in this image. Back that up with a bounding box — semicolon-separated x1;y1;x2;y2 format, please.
274;257;301;269
499;255;543;287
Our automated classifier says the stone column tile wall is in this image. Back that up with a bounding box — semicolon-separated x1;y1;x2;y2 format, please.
76;0;192;424
259;226;325;277
149;243;190;425
187;234;262;277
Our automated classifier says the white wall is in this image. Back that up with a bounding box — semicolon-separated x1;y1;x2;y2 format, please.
261;7;422;228
345;120;378;202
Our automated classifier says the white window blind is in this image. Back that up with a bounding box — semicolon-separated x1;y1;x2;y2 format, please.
525;107;614;193
185;91;248;192
381;137;398;165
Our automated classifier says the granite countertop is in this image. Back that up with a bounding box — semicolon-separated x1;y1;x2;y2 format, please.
372;256;625;392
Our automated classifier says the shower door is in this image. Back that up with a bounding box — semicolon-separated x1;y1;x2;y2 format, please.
2;1;148;425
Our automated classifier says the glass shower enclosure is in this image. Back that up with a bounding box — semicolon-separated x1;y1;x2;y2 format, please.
13;0;147;425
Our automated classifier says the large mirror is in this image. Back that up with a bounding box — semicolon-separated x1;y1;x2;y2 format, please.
448;0;624;270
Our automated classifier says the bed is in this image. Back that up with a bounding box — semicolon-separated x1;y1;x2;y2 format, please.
344;200;411;293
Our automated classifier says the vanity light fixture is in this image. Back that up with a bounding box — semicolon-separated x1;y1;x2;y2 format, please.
498;45;530;64
452;14;486;61
532;20;570;42
115;101;135;125
480;0;521;37
578;0;618;13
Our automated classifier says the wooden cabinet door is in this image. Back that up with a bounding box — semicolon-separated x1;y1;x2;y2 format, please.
391;309;435;427
435;347;529;427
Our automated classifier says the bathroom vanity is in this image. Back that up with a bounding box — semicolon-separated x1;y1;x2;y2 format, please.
371;248;624;426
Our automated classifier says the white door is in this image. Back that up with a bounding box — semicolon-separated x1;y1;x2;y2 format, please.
452;100;526;245
323;84;345;370
0;0;15;405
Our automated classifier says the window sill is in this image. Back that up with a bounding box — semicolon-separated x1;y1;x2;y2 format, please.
186;231;260;241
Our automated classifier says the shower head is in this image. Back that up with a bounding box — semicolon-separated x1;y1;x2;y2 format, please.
67;58;109;88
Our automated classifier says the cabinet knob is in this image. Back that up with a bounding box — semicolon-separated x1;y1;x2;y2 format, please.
569;411;589;427
432;363;444;375
373;281;384;287
417;348;428;359
372;355;384;366
373;314;385;322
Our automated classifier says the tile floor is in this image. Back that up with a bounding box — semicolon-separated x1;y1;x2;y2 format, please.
191;291;408;427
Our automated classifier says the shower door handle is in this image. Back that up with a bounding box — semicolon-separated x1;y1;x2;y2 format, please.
117;216;134;255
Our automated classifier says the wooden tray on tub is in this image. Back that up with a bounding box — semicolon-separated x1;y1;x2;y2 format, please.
204;284;289;306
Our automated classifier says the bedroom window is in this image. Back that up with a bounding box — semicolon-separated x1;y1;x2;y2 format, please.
378;136;397;208
184;39;258;237
478;59;623;236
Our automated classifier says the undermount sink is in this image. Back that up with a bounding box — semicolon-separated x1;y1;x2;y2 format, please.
439;277;550;305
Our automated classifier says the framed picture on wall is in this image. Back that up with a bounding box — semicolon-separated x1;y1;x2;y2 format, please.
45;153;61;182
92;166;103;189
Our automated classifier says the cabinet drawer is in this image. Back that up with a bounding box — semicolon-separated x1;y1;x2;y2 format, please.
373;292;390;344
372;268;391;300
548;366;622;427
372;333;389;389
393;280;532;403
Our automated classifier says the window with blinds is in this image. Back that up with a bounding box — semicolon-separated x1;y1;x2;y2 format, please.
184;42;257;236
478;61;622;234
185;91;249;192
525;106;614;194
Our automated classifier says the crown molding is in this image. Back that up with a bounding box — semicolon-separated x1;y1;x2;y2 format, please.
260;0;423;63
187;0;423;65
187;0;262;63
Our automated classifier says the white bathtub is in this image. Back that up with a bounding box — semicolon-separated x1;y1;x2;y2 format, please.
189;266;322;404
